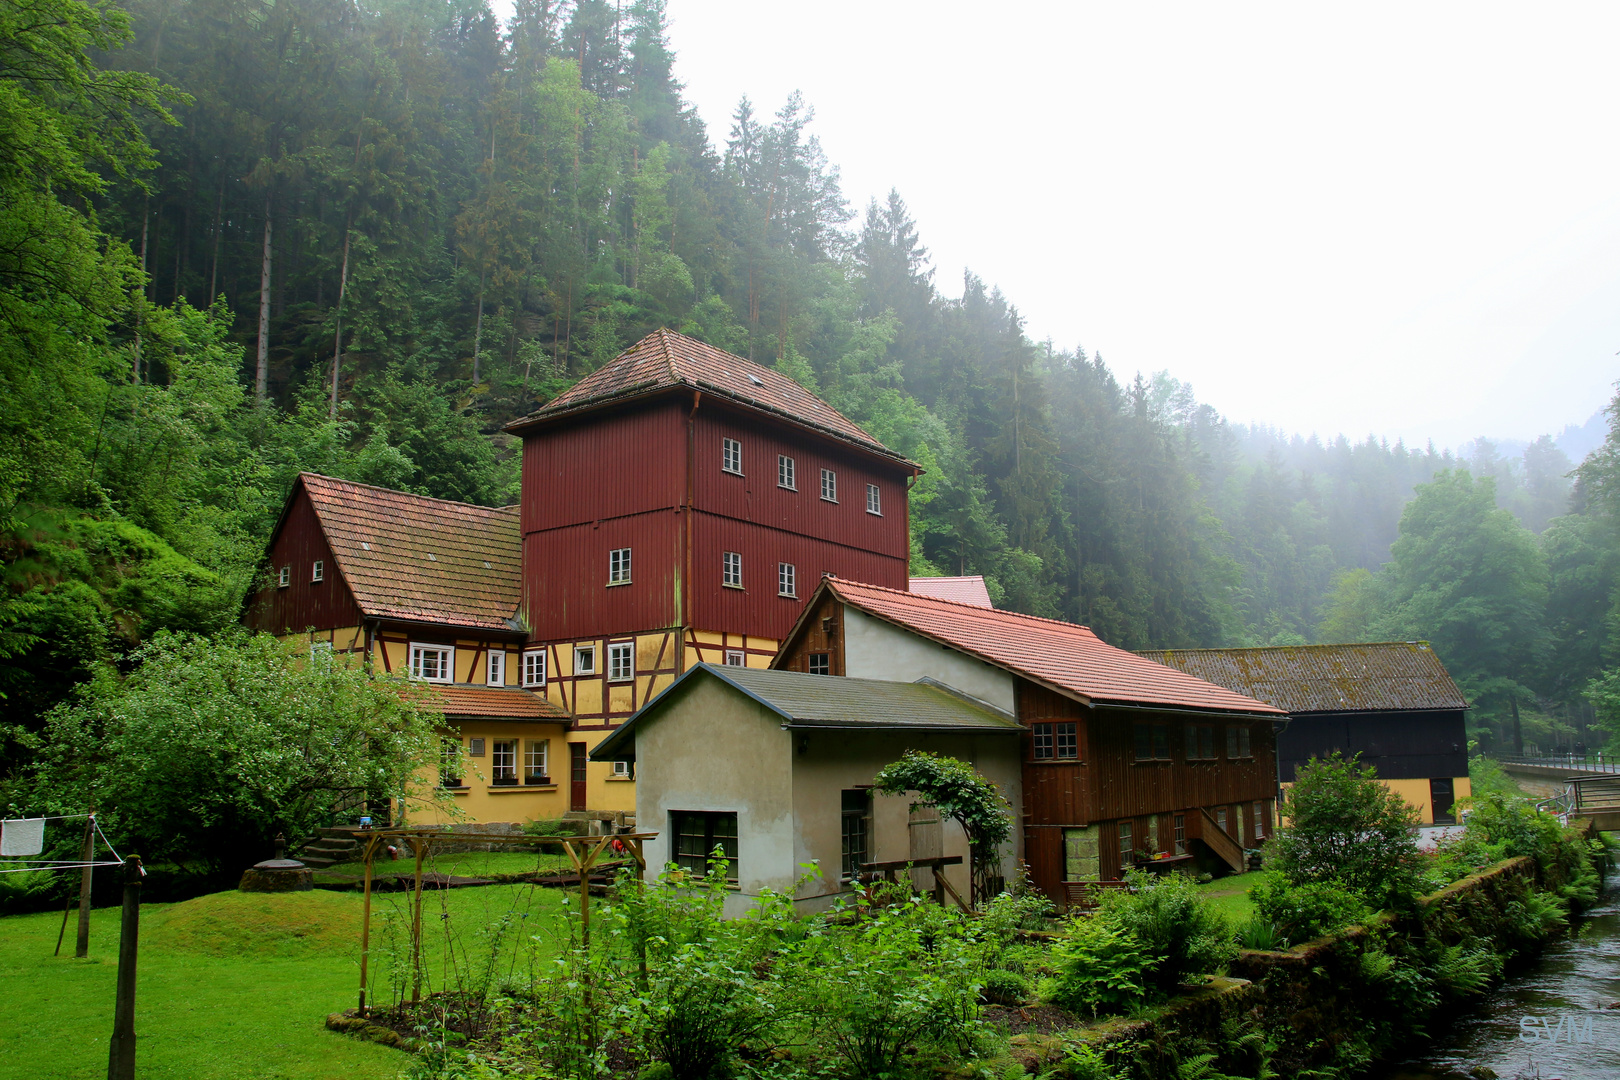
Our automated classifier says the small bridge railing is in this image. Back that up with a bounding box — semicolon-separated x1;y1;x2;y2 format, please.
1498;754;1620;775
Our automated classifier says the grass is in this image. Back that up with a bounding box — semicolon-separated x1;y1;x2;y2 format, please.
321;849;575;879
1196;870;1262;925
0;880;580;1080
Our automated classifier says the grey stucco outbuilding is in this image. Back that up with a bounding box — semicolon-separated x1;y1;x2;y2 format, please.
591;664;1024;916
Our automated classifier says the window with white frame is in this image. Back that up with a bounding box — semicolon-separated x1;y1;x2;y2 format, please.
310;640;334;659
522;649;547;687
524;739;549;784
487;649;505;686
312;559;325;582
491;739;517;784
866;483;882;515
608;547;631;585
410;643;454;683
612;759;633;779
778;454;796;489
820;468;837;502
778;562;796;597
608;641;633;682
722;551;742;588
574;645;596;675
724;649;745;666
277;565;290;588
722;437;743;475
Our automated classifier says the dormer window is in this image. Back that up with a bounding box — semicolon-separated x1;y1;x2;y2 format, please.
722;438;743;475
312;560;325;582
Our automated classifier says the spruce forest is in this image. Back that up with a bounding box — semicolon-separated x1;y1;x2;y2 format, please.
4;0;1620;769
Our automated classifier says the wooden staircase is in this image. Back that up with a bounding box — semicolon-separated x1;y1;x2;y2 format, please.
1197;808;1246;874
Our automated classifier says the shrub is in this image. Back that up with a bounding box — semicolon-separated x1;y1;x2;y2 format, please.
979;968;1030;1006
640;949;774;1080
1096;871;1235;992
1235;914;1278;951
1431;943;1503;999
1044;917;1160;1017
980;889;1055;943
1248;872;1372;945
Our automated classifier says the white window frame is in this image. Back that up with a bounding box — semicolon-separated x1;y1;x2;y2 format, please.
522;649;547;688
525;739;549;783
410;642;455;683
491;739;517;784
312;559;325;582
722;551;743;588
778;562;796;597
612;759;633;779
278;565;290;588
778;454;796;490
574;645;596;675
820;468;837;503
608;641;634;683
487;649;506;686
724;649;746;666
310;640;334;659
866;483;882;516
608;547;632;585
722;437;743;475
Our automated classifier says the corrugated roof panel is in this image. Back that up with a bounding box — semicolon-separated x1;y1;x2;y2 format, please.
1136;643;1469;713
822;579;1284;716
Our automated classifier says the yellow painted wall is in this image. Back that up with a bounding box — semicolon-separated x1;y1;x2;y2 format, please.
1280;776;1472;826
411;720;574;825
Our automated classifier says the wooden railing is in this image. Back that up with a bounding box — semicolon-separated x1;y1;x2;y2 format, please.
857;855;970;911
1198;808;1246;873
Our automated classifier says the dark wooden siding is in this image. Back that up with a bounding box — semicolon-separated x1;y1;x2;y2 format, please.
1278;709;1468;781
772;593;846;675
523;511;681;641
520;400;687;535
1088;708;1275;820
244;488;363;634
692;406;910;561
688;515;907;642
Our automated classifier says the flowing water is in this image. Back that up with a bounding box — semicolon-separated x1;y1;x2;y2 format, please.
1380;866;1620;1080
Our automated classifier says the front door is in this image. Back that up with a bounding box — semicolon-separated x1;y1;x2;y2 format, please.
569;743;588;812
1429;778;1456;824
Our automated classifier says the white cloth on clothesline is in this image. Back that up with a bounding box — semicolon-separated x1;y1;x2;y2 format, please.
0;817;46;856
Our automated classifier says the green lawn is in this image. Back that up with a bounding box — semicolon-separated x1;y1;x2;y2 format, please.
320;849;576;879
0;881;578;1080
1196;870;1262;925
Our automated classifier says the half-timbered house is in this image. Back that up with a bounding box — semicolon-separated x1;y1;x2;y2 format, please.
768;578;1285;902
243;473;571;823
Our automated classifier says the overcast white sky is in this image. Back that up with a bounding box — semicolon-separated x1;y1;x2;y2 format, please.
509;2;1620;449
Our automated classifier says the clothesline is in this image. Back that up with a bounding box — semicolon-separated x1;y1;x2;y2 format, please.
0;861;123;875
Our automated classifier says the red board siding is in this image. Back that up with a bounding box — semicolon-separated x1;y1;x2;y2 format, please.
523;512;681;642
692;406;910;560
244;490;362;634
689;514;909;642
521;400;687;535
1088;712;1276;821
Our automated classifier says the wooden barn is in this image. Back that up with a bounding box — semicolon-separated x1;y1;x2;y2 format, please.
504;328;920;809
767;578;1285;902
242;473;572;824
1139;643;1472;824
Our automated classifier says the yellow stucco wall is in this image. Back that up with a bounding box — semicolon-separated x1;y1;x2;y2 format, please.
1280;775;1473;826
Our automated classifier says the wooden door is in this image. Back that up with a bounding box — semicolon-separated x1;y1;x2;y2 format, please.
1429;778;1456;824
908;804;942;891
569;743;588;812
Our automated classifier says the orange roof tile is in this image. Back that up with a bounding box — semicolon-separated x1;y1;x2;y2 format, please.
909;575;993;609
298;474;521;632
507;328;912;464
815;579;1284;716
429;684;570;722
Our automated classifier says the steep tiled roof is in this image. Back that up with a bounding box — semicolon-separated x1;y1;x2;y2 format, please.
591;665;1019;760
297;474;521;632
430;684;570;722
1136;643;1469;714
909;575;993;609
507;328;910;464
810;579;1283;716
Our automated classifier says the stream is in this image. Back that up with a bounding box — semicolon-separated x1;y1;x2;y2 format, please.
1380;865;1620;1080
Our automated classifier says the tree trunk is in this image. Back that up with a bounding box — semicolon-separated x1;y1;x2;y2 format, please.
134;194;150;383
472;266;486;383
208;170;224;302
329;223;351;420
255;195;273;404
1510;695;1524;756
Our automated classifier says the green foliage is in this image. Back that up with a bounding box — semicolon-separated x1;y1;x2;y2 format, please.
18;629;448;872
1247;873;1372;945
1044;917;1160;1017
978;968;1031;1006
1430;943;1503;999
872;750;1013;906
1097;871;1236;993
1268;752;1421;908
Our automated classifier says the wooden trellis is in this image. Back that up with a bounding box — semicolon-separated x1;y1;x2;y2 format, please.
354;828;655;1014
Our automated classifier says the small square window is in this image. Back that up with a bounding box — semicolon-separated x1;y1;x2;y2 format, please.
609;547;632;585
608;641;634;682
312;560;325;582
866;484;881;515
277;565;290;588
724;649;745;666
809;652;830;676
671;810;738;881
574;645;596;675
722;437;743;475
722;551;742;588
612;759;633;778
1186;724;1216;760
522;650;547;688
778;455;796;490
1032;722;1078;761
410;643;454;683
468;737;486;758
487;650;506;686
820;468;837;502
778;562;796;597
1226;724;1252;759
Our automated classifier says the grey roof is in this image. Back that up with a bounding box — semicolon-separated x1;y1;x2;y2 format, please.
591;665;1021;761
1135;642;1469;714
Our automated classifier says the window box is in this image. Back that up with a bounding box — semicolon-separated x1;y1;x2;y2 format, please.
524;775;552;786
